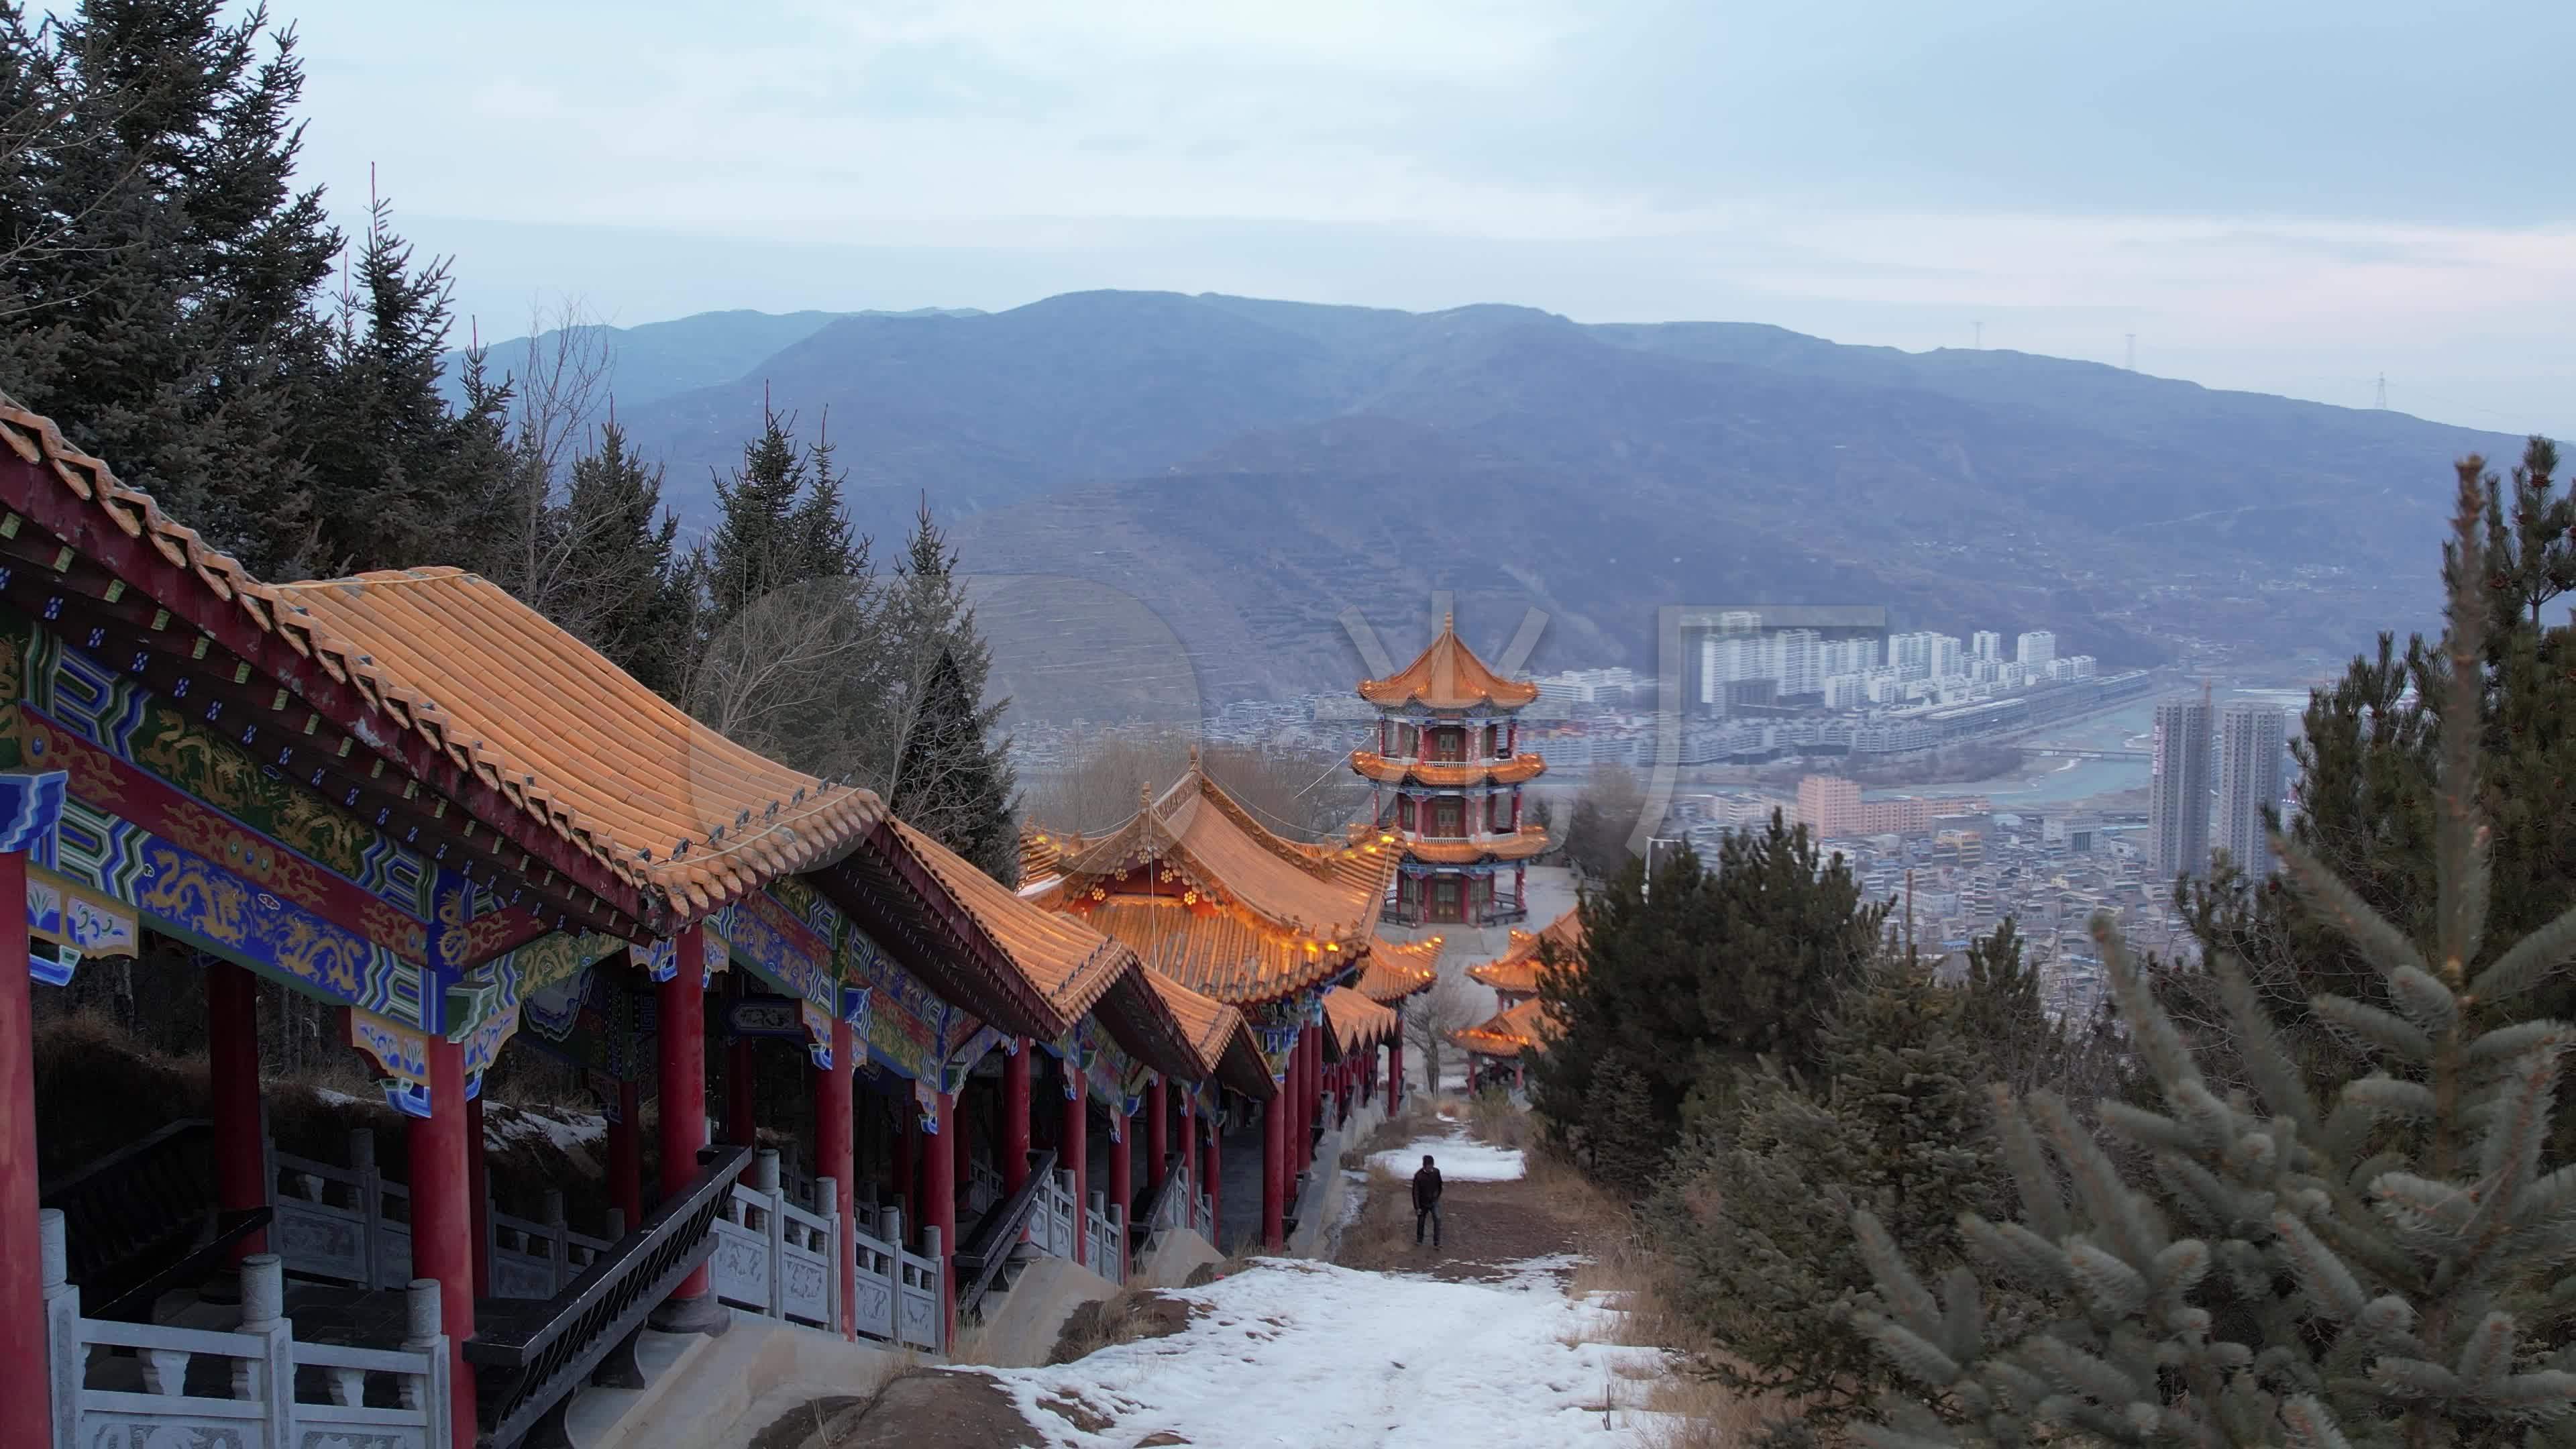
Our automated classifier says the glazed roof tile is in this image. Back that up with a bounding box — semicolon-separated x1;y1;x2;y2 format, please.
1143;971;1275;1099
1322;985;1399;1053
1024;763;1398;1005
281;569;883;916
1356;615;1540;710
1355;934;1443;1002
1454;996;1557;1058
0;402;879;924
888;819;1128;1024
1466;908;1585;996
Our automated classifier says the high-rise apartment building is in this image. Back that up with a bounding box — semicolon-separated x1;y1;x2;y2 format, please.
2215;704;2286;879
2148;696;2214;881
2016;631;2057;669
1972;630;2003;661
1774;629;1822;697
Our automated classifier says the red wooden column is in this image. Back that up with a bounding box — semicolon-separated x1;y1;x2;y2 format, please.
1259;1076;1285;1250
652;931;723;1330
1002;1040;1032;1195
815;1019;856;1340
1144;1073;1169;1195
1389;1026;1406;1110
0;835;49;1449
926;1088;958;1348
465;1093;490;1296
205;959;269;1258
1063;1063;1088;1267
608;1079;642;1231
408;1035;478;1447
1300;1030;1322;1167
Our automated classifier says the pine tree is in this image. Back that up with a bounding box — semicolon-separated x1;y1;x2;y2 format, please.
1531;816;1887;1176
302;193;511;576
702;400;821;621
1658;957;2010;1432
2175;435;2576;1146
1849;464;2576;1449
559;421;691;696
1585;1055;1664;1198
0;0;339;572
877;501;1017;882
683;402;875;776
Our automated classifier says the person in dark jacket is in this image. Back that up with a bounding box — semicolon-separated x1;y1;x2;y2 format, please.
1412;1155;1444;1247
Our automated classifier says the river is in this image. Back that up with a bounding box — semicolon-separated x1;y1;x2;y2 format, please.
1870;686;2315;810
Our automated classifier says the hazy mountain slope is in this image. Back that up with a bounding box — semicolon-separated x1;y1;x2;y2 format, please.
435;307;982;414
588;290;2516;706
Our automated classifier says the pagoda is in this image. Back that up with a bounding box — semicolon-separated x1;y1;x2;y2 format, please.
1020;759;1441;1248
1456;908;1583;1091
1350;614;1549;926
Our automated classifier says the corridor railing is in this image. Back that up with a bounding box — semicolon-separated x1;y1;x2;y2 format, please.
42;1118;272;1322
267;1130;610;1300
42;1212;449;1449
951;1148;1056;1324
467;1143;750;1449
707;1148;838;1332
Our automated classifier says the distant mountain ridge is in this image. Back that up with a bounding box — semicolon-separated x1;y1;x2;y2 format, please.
467;292;2518;711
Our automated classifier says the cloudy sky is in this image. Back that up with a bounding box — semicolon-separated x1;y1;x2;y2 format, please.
285;0;2574;435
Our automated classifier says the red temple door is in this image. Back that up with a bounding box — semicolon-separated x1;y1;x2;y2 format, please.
1431;877;1463;922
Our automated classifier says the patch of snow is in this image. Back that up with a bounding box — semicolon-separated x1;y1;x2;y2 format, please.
1336;1171;1372;1230
313;1088;370;1108
482;1106;604;1155
1369;1132;1525;1183
983;1256;1668;1447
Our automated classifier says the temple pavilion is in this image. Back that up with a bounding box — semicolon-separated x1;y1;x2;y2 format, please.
1350;616;1549;927
1020;761;1439;1250
0;400;1271;1449
1456;908;1583;1092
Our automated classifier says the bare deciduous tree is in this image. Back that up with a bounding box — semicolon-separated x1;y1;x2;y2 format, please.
1020;729;1370;842
1403;969;1491;1098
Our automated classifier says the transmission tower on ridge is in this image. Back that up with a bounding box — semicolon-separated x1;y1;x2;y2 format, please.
2375;373;2389;409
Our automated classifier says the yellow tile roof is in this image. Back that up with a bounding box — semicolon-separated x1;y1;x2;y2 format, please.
0;400;881;928
1466;908;1585;996
1356;615;1540;710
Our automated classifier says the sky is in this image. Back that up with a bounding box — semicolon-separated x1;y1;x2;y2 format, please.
276;0;2576;437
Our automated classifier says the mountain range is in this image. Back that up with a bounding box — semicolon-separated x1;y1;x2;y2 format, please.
446;293;2521;718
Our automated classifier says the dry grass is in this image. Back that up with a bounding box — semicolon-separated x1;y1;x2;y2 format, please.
1489;1127;1806;1448
1467;1089;1535;1150
1328;1166;1419;1272
1046;1286;1193;1364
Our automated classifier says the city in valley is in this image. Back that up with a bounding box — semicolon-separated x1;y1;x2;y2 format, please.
1017;612;2310;1015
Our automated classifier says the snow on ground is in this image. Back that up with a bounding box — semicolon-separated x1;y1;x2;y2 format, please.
982;1256;1667;1448
1368;1132;1525;1183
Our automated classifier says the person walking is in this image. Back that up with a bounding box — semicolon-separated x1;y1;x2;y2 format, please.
1411;1154;1444;1248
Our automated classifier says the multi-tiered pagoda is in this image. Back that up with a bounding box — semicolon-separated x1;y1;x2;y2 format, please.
1350;614;1549;926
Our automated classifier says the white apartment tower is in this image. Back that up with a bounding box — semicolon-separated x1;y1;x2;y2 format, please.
2016;631;2057;669
1972;630;2003;661
2215;704;2287;879
1774;629;1823;697
2148;695;2214;881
